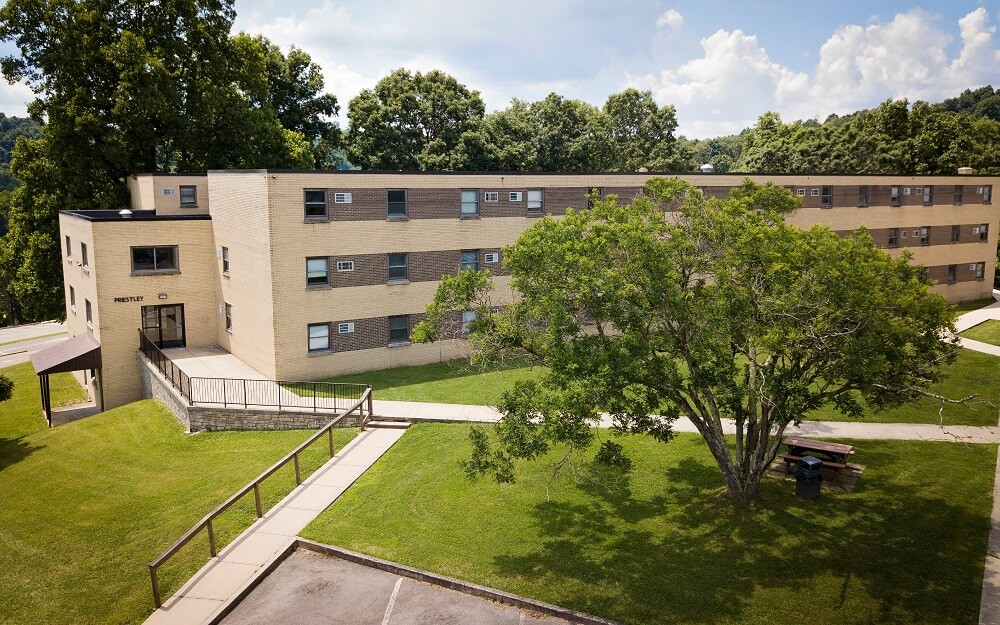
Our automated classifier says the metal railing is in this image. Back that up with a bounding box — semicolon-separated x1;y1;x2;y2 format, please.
139;330;369;412
147;386;373;608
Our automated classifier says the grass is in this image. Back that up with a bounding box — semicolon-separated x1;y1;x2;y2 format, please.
0;330;66;347
303;423;995;625
1;361;88;438
960;320;1000;347
805;349;1000;426
324;358;539;405
327;350;1000;426
0;399;358;625
953;298;996;315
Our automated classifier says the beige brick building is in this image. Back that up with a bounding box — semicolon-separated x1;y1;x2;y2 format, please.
58;170;999;410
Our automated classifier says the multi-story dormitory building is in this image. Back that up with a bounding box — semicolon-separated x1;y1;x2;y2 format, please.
56;170;997;411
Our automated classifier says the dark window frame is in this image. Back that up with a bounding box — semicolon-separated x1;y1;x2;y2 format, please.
388;253;408;282
179;185;197;207
888;228;899;248
81;242;89;268
460;250;479;272
85;299;93;328
308;322;331;353
460;189;479;217
981;224;989;242
69;286;76;311
131;245;179;274
820;186;833;207
890;186;901;207
954;185;963;204
222;247;230;275
225;303;233;332
388;315;410;344
922;186;933;205
947;264;957;283
65;235;72;257
527;189;544;214
951;225;960;243
857;186;868;207
984;185;993;204
306;256;330;287
919;226;930;246
304;189;329;220
387;189;407;218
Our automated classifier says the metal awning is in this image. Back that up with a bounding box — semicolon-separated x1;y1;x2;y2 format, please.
30;332;102;375
29;333;102;426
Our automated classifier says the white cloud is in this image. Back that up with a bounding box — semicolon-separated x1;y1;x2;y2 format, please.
0;81;32;118
657;9;683;31
629;8;1000;137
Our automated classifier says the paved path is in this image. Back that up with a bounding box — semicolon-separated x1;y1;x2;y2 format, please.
144;425;408;625
0;330;69;367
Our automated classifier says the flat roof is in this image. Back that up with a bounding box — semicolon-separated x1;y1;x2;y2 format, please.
60;210;212;223
199;169;1000;179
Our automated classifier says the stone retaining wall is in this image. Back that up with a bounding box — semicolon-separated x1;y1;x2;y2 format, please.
138;354;361;432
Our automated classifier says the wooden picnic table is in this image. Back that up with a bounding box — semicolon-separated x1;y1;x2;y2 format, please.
781;437;854;474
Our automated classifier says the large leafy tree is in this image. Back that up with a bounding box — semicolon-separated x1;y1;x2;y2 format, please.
0;0;316;323
593;88;684;171
415;179;957;499
346;68;485;170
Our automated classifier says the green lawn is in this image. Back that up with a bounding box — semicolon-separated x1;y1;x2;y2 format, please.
303;423;995;625
0;399;358;625
953;298;996;315
328;350;999;426
805;349;1000;426
324;358;540;405
1;361;88;438
961;320;1000;347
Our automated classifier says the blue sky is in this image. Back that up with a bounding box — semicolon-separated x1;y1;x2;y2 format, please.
2;1;998;137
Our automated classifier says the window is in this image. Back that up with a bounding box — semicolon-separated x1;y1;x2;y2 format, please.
951;225;960;243
484;191;499;202
888;228;899;248
820;186;832;207
333;192;352;204
69;286;76;312
65;235;72;257
179;185;197;207
461;250;479;272
981;224;989;242
337;260;354;272
974;262;986;280
306;257;329;287
308;323;330;352
388;253;408;282
225;303;233;332
461;311;476;334
222;247;229;275
85;300;93;328
484;252;499;264
796;188;806;197
947;265;957;283
527;190;543;214
922;186;933;205
919;227;930;245
387;190;407;217
81;242;89;268
131;246;178;273
954;185;964;204
810;188;820;197
338;322;355;334
857;186;868;207
388;315;409;344
304;189;328;219
984;185;993;203
509;192;522;202
460;190;479;216
890;186;900;206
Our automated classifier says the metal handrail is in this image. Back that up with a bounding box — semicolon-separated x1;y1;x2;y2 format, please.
147;386;374;608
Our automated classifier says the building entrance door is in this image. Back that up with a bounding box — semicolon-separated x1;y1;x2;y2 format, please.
141;304;186;348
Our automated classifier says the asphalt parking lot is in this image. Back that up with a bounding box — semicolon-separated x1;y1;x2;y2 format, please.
219;550;585;625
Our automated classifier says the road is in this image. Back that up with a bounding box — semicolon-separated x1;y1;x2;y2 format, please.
0;322;68;368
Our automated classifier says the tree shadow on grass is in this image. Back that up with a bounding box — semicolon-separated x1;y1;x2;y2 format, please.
0;436;40;473
492;450;990;625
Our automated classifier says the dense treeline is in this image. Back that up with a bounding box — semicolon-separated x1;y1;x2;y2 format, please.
0;0;997;325
0;0;339;325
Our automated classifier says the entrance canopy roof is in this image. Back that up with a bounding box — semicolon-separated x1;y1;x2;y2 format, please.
30;332;101;375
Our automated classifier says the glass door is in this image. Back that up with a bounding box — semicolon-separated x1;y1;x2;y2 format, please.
141;304;186;348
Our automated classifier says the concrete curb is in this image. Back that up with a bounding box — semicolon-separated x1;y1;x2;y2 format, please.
295;539;624;625
207;539;298;625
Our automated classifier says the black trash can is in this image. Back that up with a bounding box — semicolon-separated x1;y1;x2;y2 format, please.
795;455;823;499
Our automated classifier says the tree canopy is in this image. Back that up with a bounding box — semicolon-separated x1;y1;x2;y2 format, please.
415;179;958;499
0;0;340;324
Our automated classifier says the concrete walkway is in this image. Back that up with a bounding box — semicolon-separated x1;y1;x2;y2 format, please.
144;425;408;625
